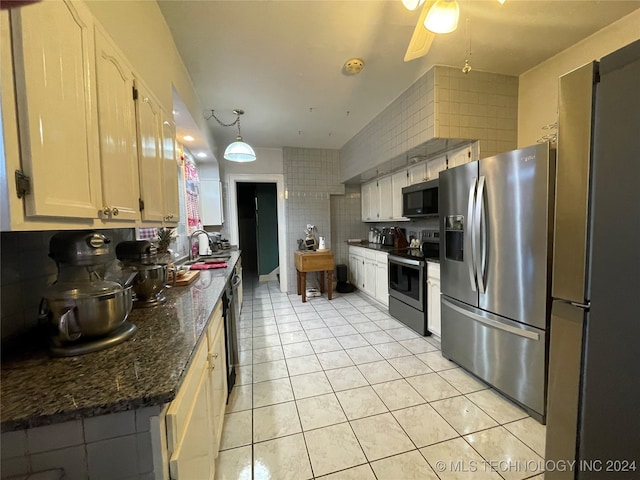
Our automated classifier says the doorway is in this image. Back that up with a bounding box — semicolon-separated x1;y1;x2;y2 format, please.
236;183;279;279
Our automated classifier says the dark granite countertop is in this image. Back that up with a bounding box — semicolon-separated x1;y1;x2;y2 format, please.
346;242;395;253
0;252;240;432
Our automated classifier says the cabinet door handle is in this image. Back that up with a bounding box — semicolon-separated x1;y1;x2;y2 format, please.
112;207;119;217
102;207;112;217
207;353;218;369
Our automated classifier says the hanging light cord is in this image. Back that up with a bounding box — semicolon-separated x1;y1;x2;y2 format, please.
462;17;472;74
206;110;244;138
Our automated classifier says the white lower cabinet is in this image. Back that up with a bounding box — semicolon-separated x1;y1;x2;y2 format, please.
165;302;226;479
349;246;388;306
427;262;441;337
348;248;364;288
363;252;377;298
375;254;389;306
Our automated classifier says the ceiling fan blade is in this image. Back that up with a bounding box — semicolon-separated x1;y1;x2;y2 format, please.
404;0;436;62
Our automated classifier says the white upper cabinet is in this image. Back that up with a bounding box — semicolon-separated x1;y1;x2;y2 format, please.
11;0;102;219
94;26;141;222
377;175;393;221
407;162;428;185
161;115;179;224
362;173;408;223
200;179;224;226
135;80;165;223
390;170;408;220
361;181;378;222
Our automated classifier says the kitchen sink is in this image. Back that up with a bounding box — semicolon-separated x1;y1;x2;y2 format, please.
183;253;231;266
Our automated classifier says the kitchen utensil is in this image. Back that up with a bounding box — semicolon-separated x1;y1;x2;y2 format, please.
44;231;138;355
128;263;176;306
117;240;177;307
173;270;200;286
42;285;133;341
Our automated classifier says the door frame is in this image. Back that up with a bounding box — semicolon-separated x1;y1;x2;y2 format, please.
226;173;287;292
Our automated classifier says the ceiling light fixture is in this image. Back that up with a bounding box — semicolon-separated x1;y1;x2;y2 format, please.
183;135;194;142
401;0;425;11
343;58;365;75
424;0;460;34
206;109;256;162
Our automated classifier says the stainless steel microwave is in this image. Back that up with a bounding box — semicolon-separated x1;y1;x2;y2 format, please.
402;179;439;217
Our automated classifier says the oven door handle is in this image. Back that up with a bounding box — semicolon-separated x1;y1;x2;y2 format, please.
388;256;423;267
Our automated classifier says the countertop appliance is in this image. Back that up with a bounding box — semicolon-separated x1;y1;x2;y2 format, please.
402;178;439;217
42;231;136;357
388;229;439;335
545;41;640;478
439;142;555;422
116;240;176;308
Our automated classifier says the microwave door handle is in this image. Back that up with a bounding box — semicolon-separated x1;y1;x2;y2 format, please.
467;179;477;292
475;176;486;294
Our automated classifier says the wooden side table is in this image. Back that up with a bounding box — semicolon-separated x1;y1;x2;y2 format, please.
294;250;335;303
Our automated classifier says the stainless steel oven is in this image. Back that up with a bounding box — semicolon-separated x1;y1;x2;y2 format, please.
388;254;427;335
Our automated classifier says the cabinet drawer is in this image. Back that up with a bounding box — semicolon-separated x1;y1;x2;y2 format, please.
363;249;376;261
165;338;208;454
375;251;388;264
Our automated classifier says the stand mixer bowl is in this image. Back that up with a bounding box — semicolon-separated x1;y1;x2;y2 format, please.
44;284;133;342
129;264;176;302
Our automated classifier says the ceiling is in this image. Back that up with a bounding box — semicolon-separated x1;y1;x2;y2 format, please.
158;0;638;160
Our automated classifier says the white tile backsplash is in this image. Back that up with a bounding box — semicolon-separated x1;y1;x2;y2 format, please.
86;434;139;480
340;65;517;183
83;409;136;443
26;420;84;454
30;445;88;480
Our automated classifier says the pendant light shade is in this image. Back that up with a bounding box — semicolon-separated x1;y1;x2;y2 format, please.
206;108;256;163
224;137;256;162
401;0;425;11
424;0;460;34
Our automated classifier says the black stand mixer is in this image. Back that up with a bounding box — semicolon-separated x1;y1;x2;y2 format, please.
41;231;137;357
116;240;176;308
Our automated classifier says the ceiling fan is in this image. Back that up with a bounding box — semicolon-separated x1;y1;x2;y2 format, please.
403;0;505;62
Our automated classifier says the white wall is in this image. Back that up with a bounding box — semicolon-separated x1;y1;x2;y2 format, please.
85;1;216;155
220;147;284;177
518;9;640;147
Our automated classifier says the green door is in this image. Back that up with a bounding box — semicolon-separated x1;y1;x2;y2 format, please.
255;184;279;276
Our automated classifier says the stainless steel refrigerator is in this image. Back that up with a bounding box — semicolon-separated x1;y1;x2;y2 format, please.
439;142;555;422
545;41;640;479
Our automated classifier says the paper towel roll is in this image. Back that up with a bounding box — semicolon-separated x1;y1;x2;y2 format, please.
198;233;209;255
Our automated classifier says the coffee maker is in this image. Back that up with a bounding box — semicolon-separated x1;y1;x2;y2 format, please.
116;240;176;308
42;231;137;357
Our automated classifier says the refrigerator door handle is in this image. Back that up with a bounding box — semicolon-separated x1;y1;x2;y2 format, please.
467;179;477;292
475;176;486;294
570;301;591;310
442;297;541;341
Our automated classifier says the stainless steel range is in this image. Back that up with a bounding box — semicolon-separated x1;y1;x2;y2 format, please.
388;229;439;335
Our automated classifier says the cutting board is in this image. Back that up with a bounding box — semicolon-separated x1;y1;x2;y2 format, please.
173;270;200;286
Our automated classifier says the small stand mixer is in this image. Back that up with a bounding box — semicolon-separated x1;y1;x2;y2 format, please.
116;240;176;308
41;231;137;357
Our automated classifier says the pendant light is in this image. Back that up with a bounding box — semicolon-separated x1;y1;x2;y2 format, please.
401;0;425;11
206;109;256;162
424;0;460;34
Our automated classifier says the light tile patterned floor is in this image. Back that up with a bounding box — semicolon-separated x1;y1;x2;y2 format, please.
216;278;546;480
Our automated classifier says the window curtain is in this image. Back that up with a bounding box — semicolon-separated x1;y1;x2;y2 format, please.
183;155;201;233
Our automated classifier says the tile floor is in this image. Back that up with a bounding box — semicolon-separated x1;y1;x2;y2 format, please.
215;278;546;480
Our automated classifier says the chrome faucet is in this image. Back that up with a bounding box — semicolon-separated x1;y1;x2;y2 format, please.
189;229;210;262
